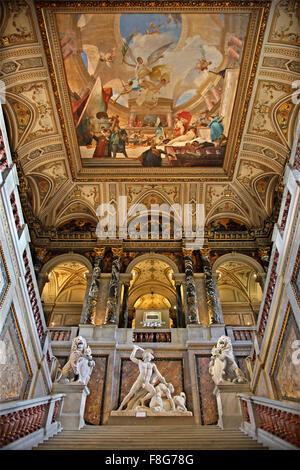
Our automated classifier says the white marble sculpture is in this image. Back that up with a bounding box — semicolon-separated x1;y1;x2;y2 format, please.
209;335;248;385
117;345;191;414
56;335;95;385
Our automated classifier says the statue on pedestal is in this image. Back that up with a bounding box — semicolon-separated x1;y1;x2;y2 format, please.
209;335;248;385
55;336;95;386
117;345;190;414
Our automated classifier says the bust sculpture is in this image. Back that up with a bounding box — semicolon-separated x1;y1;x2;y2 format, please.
209;335;248;385
56;336;95;386
117;345;191;415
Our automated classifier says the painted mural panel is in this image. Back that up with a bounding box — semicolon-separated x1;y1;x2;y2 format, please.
54;10;251;168
272;306;300;402
0;309;31;402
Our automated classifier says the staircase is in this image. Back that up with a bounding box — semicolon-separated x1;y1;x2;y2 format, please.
33;425;266;450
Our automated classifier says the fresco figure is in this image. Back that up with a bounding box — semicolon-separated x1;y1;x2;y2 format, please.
207;115;224;142
92;128;111;158
110;125;129;158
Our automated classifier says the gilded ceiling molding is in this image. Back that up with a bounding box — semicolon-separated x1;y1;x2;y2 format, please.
0;45;43;60
242;135;290;156
263;45;300;58
237;154;284;173
259;69;300;83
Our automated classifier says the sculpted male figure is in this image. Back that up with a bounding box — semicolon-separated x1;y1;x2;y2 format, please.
118;345;168;410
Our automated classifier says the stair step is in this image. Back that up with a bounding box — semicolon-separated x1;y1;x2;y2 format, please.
33;425;265;450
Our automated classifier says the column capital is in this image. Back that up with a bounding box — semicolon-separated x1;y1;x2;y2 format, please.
94;247;106;258
200;248;211;258
111;247;123;258
182;248;193;258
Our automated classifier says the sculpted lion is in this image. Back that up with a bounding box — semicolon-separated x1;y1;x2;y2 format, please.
56;336;95;385
209;335;248;385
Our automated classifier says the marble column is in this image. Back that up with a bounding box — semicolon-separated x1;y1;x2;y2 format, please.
118;280;130;328
200;248;222;324
82;248;105;324
105;247;122;325
183;248;200;324
175;282;185;328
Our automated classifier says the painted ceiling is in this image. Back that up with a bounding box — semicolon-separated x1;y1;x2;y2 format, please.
0;0;299;250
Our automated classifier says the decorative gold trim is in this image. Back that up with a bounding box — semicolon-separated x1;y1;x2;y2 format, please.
269;303;290;380
35;0;271;183
11;303;33;379
291;247;300;308
0;243;11;308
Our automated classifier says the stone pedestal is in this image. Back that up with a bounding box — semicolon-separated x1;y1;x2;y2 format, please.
52;383;90;430
214;383;250;429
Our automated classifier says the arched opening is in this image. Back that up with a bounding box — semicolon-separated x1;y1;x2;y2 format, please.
126;254;177;328
214;257;263;326
41;260;89;327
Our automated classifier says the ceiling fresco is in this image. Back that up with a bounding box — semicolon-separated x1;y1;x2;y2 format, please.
0;0;299;249
54;10;250;170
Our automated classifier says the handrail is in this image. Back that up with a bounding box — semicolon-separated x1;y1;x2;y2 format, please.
238;394;300;449
0;393;64;449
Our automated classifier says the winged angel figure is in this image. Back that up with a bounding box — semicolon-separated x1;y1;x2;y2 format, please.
122;41;174;107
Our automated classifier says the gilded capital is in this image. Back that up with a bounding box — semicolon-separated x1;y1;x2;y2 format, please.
112;247;123;258
258;247;270;258
94;247;106;258
182;248;193;258
200;248;211;258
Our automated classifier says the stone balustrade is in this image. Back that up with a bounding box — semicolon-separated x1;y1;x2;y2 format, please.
226;326;256;342
23;250;45;343
238;394;300;449
257;249;279;341
0;394;65;450
0;128;8;174
48;326;79;342
133;330;172;343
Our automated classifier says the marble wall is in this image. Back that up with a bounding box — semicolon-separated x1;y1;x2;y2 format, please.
195;356;218;425
84;356;108;425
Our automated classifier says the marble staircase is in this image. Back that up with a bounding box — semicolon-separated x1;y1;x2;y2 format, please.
33;425;266;450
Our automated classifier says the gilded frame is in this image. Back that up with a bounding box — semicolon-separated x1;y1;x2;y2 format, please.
291;247;300;308
0;243;11;308
36;1;271;182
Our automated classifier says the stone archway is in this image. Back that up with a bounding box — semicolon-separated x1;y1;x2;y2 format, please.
40;253;92;327
125;253;178;328
212;252;264;326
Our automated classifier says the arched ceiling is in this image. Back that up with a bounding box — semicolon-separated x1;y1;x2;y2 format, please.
0;0;299;251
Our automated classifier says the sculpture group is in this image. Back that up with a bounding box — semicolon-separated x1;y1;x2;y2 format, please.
117;345;190;414
209;335;248;385
55;336;95;386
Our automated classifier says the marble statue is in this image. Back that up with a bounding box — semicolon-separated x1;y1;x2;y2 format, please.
117;345;191;415
174;392;188;412
149;383;176;412
209;335;248;385
56;336;95;385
